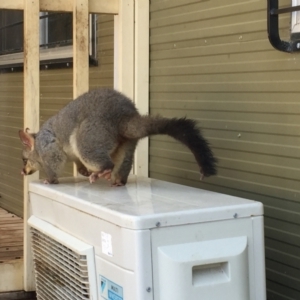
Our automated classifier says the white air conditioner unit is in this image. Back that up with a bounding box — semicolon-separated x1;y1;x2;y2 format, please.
28;176;266;300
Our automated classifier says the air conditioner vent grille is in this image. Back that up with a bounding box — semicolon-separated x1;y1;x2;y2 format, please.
30;227;92;300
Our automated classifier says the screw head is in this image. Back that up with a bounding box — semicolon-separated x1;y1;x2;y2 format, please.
233;213;238;219
146;287;151;293
156;222;161;227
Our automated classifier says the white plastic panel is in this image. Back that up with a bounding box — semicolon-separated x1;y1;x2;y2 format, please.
151;217;266;300
95;253;153;300
157;236;249;300
29;193;152;271
29;176;263;230
251;216;266;299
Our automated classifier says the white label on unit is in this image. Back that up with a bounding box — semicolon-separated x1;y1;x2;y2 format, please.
292;0;300;33
101;231;113;257
100;275;123;300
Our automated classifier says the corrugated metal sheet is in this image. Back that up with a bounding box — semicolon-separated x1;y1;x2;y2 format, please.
149;0;300;299
40;68;73;178
0;73;23;217
0;14;114;217
90;14;114;89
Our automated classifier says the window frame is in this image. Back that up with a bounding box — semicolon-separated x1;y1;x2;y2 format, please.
292;0;300;39
0;11;97;73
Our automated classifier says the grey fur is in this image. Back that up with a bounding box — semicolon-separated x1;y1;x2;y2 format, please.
19;88;217;185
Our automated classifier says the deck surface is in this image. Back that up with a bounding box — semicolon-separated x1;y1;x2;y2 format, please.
0;209;36;299
0;207;23;263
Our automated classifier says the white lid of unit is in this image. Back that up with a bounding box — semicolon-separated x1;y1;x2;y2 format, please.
29;176;263;230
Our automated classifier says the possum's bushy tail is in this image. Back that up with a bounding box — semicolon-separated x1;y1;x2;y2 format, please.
125;115;217;178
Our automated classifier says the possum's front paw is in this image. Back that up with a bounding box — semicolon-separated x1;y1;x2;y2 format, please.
89;173;98;183
89;170;112;183
43;178;59;184
110;175;126;187
111;180;125;187
98;169;112;181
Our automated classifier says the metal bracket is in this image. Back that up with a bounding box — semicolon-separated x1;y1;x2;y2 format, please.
268;0;300;53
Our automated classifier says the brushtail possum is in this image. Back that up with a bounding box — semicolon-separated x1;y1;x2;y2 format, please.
19;88;217;185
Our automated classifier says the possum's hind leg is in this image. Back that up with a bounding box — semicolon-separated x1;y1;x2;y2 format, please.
75;129;116;183
75;156;113;183
111;139;137;186
84;151;114;183
75;160;92;177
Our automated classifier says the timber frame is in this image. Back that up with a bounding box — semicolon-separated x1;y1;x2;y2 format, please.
0;0;149;291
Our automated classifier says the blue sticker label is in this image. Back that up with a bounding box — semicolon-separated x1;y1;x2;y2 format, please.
100;275;123;300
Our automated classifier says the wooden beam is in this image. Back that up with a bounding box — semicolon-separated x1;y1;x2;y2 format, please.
0;0;119;14
40;0;73;12
89;0;118;14
23;0;40;292
134;0;149;177
41;0;119;13
0;0;23;10
73;0;89;176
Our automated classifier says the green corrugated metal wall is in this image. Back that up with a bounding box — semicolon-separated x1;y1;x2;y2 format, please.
149;0;300;299
0;73;23;216
0;14;114;217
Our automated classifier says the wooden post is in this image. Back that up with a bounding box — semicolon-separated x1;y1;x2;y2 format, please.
114;0;134;99
114;0;150;176
73;0;89;97
23;0;40;291
73;0;89;176
134;0;149;177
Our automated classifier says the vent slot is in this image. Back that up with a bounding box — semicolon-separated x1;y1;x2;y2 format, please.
29;216;97;300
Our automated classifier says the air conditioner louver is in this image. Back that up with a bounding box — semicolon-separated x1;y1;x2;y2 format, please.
28;216;97;300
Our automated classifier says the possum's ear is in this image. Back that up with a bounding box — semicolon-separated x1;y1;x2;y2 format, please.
19;129;35;150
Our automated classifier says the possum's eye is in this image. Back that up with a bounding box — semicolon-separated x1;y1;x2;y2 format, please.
23;158;28;165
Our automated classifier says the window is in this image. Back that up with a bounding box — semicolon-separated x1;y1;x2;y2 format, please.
0;10;97;72
291;0;300;41
267;0;300;52
0;10;23;55
40;12;73;49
